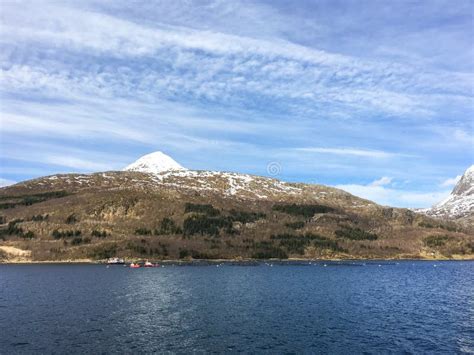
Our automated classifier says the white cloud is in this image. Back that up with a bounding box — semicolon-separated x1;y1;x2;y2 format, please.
2;143;128;173
336;183;451;208
453;129;474;144
440;175;461;187
0;111;157;144
1;2;470;118
370;176;393;187
0;178;16;187
296;147;409;159
0;3;355;64
40;156;114;171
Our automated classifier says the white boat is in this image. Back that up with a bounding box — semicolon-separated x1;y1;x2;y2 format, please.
107;257;125;265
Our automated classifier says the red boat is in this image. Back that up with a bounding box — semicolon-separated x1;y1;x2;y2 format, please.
130;263;140;268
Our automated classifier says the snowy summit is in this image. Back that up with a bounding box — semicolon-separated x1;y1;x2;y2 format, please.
423;165;474;219
124;152;187;174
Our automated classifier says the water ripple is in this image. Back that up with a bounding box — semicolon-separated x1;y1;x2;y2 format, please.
0;261;472;353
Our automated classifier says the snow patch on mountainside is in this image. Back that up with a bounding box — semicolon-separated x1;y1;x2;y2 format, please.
124;151;186;174
151;169;303;198
122;152;303;198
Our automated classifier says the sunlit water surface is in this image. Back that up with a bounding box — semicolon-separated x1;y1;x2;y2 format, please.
0;261;473;353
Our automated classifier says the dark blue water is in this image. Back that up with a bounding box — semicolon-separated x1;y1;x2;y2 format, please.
0;261;473;354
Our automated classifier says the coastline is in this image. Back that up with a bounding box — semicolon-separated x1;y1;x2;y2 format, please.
1;256;473;265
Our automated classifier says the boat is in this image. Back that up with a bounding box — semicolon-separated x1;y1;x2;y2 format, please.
144;260;154;268
107;257;125;265
130;263;140;268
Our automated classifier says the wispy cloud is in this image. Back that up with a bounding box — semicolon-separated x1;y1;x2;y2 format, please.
0;0;472;208
440;175;461;188
295;147;412;159
370;176;393;187
336;182;451;208
1;2;471;118
0;178;16;188
1;142;128;173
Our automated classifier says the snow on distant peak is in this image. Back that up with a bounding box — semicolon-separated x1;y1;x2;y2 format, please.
450;164;474;198
422;164;474;219
124;151;187;174
465;165;474;176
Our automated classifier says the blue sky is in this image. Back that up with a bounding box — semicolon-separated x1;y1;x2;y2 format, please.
0;0;473;208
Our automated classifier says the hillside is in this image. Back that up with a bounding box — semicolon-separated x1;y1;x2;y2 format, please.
0;154;473;262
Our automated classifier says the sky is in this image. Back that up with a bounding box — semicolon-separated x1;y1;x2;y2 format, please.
0;0;473;208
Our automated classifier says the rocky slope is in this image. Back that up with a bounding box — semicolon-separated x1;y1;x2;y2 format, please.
0;153;472;262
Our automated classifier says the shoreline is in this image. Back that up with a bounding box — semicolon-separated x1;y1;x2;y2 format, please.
1;256;473;265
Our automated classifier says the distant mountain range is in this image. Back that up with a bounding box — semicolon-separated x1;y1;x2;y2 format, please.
0;152;472;262
124;152;474;222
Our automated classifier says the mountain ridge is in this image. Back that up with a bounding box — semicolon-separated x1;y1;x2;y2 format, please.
0;153;472;262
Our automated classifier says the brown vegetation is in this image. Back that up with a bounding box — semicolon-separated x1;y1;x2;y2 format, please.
0;171;472;262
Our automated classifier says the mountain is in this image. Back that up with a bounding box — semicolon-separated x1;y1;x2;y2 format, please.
422;165;474;223
0;153;473;262
124;151;186;174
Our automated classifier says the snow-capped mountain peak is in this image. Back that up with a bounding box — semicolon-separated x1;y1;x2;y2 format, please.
423;165;474;219
124;151;187;174
451;165;474;196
